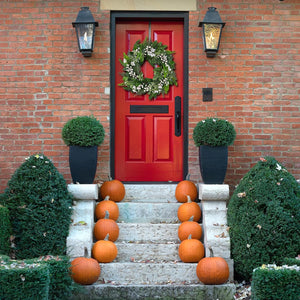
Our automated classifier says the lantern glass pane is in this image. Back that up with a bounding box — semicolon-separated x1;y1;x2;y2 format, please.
76;23;94;50
203;24;222;50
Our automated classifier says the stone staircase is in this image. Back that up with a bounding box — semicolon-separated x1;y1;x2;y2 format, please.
67;184;235;300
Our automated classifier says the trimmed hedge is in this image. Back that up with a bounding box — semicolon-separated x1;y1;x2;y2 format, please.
251;264;300;300
0;205;11;255
0;258;50;300
283;257;300;266
227;156;300;280
0;255;79;300
0;154;73;259
32;255;79;300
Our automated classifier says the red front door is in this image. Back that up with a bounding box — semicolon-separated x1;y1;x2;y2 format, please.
114;20;184;182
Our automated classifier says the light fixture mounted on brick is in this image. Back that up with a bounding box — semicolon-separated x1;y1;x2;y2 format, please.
199;7;225;58
72;7;98;57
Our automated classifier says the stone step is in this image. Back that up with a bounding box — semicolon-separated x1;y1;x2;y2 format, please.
114;242;180;262
123;184;178;202
117;223;182;243
204;224;230;240
98;262;199;285
117;202;185;223
71;283;236;300
202;209;228;226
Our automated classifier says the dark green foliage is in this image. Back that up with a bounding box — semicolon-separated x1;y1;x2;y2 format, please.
62;115;105;147
0;259;50;300
27;255;80;300
193;117;236;147
0;255;80;300
227;156;300;281
251;265;300;300
1;154;73;259
283;257;300;266
0;205;11;255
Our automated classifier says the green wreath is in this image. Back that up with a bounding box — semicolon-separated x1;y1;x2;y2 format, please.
119;39;178;100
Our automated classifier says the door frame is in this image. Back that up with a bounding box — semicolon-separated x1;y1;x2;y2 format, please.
110;11;189;182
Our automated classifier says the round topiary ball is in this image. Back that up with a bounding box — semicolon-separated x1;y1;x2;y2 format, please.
227;156;300;281
62;115;105;147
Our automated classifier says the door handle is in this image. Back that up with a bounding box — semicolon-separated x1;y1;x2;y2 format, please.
175;96;181;137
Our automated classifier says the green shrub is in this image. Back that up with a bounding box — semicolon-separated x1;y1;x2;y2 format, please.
251;264;300;300
0;255;79;300
193;117;236;147
0;259;50;300
1;154;73;259
227;156;300;281
28;255;80;300
283;257;300;266
62;115;105;147
0;254;10;263
0;205;11;255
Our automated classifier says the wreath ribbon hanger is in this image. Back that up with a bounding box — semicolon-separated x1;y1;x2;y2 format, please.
119;38;178;100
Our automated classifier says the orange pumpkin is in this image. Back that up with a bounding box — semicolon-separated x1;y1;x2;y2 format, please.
94;214;119;242
196;247;229;285
92;238;118;263
178;235;204;263
100;179;125;202
177;196;201;222
95;196;119;221
175;180;197;203
70;248;101;285
178;220;202;241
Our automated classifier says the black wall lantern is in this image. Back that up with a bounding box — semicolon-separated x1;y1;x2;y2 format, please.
72;7;98;57
199;7;225;58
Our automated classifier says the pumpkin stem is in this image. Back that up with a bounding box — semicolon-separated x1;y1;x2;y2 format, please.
208;246;214;257
185;173;191;180
104;233;110;241
188;233;192;240
188;216;194;222
104;195;110;201
84;247;89;258
186;195;192;203
104;210;110;219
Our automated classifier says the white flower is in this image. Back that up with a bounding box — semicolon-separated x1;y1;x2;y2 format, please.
276;163;282;171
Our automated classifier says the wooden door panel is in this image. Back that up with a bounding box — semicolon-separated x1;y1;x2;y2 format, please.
126;116;145;161
154;117;172;161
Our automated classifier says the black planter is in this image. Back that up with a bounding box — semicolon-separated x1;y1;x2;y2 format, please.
69;145;98;184
199;145;228;184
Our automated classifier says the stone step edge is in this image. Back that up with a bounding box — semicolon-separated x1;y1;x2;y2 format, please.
71;283;236;300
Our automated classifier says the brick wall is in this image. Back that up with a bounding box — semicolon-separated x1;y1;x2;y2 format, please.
0;0;299;193
189;0;300;186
